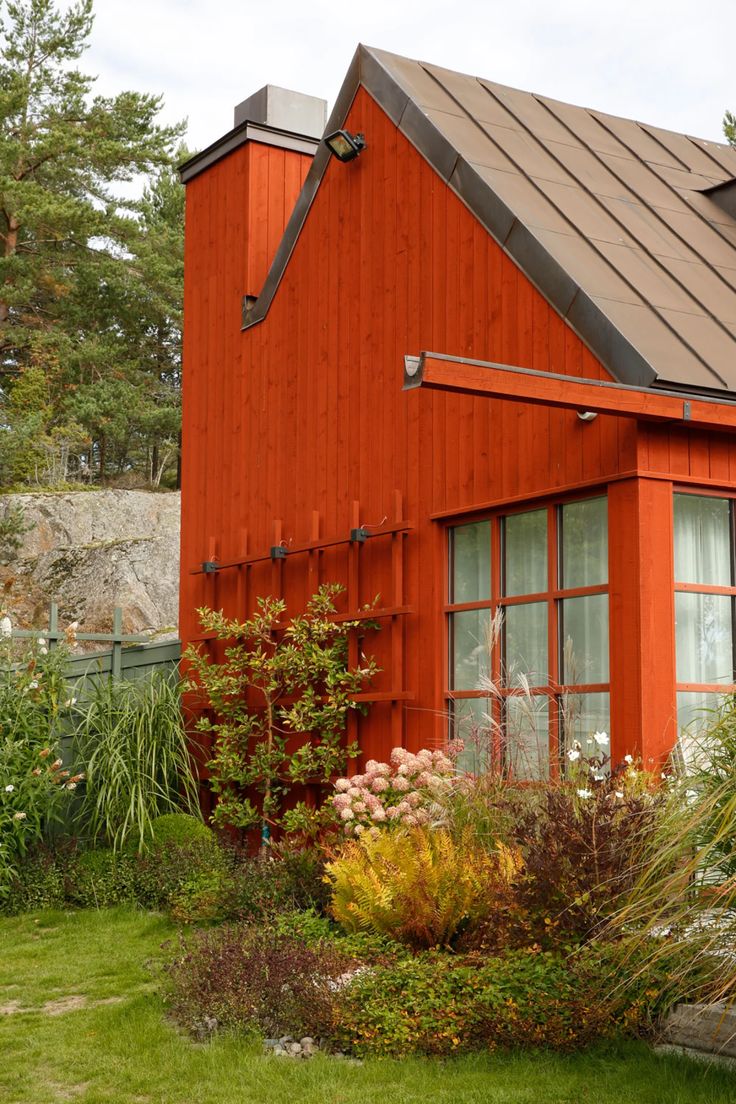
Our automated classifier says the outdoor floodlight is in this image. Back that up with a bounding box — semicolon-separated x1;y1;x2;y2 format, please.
324;129;366;162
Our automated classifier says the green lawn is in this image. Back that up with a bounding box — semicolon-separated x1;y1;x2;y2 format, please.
1;908;735;1104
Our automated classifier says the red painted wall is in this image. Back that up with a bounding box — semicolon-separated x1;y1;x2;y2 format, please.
180;87;736;768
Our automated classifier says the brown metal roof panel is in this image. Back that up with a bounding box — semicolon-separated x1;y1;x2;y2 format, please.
592;241;705;315
584;297;723;389
472;123;579;185
686;136;736;177
656;310;736;389
653;164;725;193
589;112;684;171
535;99;625;158
597;152;693;208
420;111;519;174
597;196;705;262
714;265;736;292
640;125;734;178
660;256;736;323
613;201;736;267
478;81;577;144
538;141;634;200
366;50;464;116
463;162;573;237
424;64;525;129
528;229;642;305
532;179;639;246
657;203;736;264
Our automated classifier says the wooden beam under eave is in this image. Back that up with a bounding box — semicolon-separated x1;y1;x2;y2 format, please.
403;352;736;434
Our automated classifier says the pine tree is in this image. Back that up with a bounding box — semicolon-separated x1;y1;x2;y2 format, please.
0;0;186;485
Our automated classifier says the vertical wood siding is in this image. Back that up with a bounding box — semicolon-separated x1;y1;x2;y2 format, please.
180;87;735;766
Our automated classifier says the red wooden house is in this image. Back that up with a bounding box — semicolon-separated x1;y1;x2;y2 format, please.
179;46;736;777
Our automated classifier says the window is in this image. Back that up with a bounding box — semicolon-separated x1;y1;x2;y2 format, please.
447;496;609;777
674;493;736;736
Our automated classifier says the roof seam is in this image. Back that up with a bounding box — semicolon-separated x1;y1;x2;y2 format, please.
533;98;732;388
475;84;721;385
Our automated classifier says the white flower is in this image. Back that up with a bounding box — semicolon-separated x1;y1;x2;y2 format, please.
64;697;77;708
590;772;605;782
685;789;698;800
334;778;350;792
38;646;48;656
592;731;609;747
624;754;634;765
66;782;77;791
615;791;624;800
4;784;14;793
0;615;11;639
567;748;581;762
13;811;26;821
577;788;593;800
28;680;38;690
38;638;47;648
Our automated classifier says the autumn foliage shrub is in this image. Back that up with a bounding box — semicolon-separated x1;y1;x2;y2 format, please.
163;926;356;1040
509;761;665;946
325;825;521;949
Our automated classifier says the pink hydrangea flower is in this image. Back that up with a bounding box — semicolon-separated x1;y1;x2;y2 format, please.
335;778;350;792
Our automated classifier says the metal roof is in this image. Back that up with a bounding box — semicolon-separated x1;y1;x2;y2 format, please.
244;45;736;395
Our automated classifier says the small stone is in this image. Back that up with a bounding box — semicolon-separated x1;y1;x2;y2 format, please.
263;1039;279;1049
272;1046;285;1056
279;1035;293;1046
288;1042;302;1057
300;1037;314;1047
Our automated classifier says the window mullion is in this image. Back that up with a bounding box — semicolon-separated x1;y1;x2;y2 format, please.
548;505;560;775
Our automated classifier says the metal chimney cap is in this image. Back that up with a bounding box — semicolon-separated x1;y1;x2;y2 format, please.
234;85;327;139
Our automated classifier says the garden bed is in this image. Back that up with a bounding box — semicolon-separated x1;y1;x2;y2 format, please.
2;908;736;1104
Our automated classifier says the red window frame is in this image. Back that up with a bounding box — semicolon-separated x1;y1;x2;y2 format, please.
444;493;610;776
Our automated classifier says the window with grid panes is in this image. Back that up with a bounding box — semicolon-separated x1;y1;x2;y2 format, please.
447;496;610;776
674;493;736;739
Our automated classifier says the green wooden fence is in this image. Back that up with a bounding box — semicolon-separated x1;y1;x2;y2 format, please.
9;602;181;683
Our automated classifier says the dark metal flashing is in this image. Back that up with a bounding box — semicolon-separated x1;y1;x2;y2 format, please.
397;99;459;182
448;159;516;243
179;120;319;184
566;294;656;388
237;45;736;396
705;178;736;221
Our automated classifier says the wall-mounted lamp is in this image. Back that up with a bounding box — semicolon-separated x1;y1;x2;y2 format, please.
324;129;366;162
350;527;369;543
270;545;288;560
577;410;598;423
202;560;220;573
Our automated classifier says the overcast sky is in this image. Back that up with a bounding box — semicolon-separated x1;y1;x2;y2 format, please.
84;0;731;152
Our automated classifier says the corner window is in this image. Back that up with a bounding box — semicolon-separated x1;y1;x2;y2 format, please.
674;493;735;735
447;496;609;778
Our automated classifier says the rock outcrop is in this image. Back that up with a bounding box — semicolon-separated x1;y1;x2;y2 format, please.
0;490;180;638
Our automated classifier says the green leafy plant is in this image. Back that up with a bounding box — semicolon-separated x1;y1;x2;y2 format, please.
335;944;672;1058
72;671;200;853
326;825;521;949
607;697;736;1004
0;640;80;900
185;584;377;841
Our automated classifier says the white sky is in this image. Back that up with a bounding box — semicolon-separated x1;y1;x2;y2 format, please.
85;0;731;152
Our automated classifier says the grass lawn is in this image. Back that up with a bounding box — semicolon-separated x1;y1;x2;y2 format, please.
1;908;735;1104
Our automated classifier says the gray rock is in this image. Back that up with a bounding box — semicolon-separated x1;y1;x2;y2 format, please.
272;1046;285;1056
299;1037;314;1047
287;1042;303;1057
0;490;180;640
